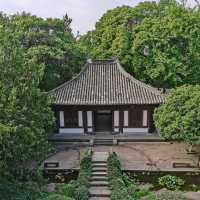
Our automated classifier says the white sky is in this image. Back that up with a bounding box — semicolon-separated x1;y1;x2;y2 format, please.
0;0;196;35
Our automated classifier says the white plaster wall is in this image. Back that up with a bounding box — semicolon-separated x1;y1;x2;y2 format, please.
87;111;93;126
142;110;148;127
124;111;129;126
114;111;119;127
59;111;64;127
78;111;83;127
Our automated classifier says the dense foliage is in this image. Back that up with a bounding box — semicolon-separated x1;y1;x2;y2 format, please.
0;12;86;91
0;179;76;200
0;180;47;200
0;24;55;179
0;11;86;180
73;150;92;200
79;0;200;88
108;153;157;200
107;153;132;200
154;85;200;145
0;150;92;200
147;191;187;200
158;175;185;190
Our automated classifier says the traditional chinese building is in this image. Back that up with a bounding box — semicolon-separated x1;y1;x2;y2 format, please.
49;59;165;135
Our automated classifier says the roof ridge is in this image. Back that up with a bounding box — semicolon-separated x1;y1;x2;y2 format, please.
88;58;116;64
115;60;163;96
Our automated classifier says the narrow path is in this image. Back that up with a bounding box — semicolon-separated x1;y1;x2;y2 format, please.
89;152;111;200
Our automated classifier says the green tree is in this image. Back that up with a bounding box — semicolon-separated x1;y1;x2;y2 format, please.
79;2;159;71
5;12;86;91
79;1;200;88
0;23;54;179
154;85;200;145
132;4;200;88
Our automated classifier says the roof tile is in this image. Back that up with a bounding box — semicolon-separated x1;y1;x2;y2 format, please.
49;59;166;105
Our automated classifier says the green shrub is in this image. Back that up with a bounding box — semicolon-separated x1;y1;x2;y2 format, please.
76;171;91;188
135;188;152;199
56;182;75;197
80;152;92;171
41;194;74;200
108;153;133;200
74;185;89;200
158;175;185;190
157;191;187;200
0;180;46;200
111;188;132;200
146;191;187;200
109;178;125;190
74;150;92;200
107;153;123;180
127;183;138;197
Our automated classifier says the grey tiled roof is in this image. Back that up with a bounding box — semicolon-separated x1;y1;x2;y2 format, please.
49;59;165;105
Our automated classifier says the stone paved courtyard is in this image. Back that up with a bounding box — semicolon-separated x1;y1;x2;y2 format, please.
43;142;200;172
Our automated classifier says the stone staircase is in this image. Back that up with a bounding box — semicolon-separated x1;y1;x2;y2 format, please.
89;152;111;200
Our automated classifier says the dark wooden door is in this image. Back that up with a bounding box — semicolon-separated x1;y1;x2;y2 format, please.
95;111;112;132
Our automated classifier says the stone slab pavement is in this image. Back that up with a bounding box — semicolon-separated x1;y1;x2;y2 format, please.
43;142;200;172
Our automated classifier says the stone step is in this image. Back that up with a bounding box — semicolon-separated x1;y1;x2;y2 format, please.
94;143;113;146
92;171;107;176
92;152;109;161
93;152;109;156
94;141;113;146
92;167;107;172
91;176;108;181
90;181;109;187
89;186;111;197
93;152;109;157
92;163;107;167
92;160;108;163
89;197;110;200
94;140;113;143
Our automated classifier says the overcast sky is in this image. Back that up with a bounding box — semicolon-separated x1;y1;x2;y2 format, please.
0;0;144;35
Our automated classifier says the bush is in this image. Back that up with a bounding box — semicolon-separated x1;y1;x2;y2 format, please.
109;178;125;190
147;191;187;200
158;175;185;190
74;185;89;200
74;150;92;200
107;153;123;180
56;182;75;198
107;153;132;200
154;85;200;145
111;188;132;200
0;180;46;200
127;183;138;197
135;188;152;199
76;171;91;188
41;194;74;200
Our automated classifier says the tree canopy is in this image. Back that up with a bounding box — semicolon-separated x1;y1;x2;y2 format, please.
1;12;86;91
0;22;55;178
154;85;200;145
79;0;200;88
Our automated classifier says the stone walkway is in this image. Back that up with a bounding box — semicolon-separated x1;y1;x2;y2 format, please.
89;152;111;200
